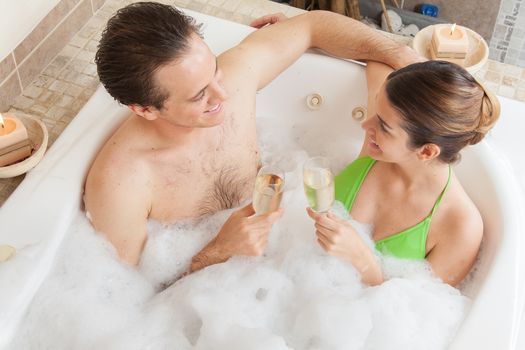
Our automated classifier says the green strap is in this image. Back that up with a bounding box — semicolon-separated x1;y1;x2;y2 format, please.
429;165;452;217
335;156;376;211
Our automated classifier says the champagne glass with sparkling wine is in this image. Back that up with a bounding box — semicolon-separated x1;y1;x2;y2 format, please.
253;165;285;215
303;156;335;212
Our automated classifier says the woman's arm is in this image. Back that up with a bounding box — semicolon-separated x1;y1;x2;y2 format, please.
426;209;483;286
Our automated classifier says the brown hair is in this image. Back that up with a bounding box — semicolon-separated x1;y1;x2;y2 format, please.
95;2;201;109
385;60;500;163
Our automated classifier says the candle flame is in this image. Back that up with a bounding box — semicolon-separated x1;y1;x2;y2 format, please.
0;113;4;129
450;23;457;35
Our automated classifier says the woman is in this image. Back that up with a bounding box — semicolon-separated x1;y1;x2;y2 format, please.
308;60;500;287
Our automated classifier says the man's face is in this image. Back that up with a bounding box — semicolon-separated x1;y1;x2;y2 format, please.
151;34;228;129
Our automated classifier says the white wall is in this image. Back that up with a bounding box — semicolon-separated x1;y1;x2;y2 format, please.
0;0;61;61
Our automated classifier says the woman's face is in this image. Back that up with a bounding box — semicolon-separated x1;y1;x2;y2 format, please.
361;84;418;163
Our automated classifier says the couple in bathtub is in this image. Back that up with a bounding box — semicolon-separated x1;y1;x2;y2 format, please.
85;2;499;287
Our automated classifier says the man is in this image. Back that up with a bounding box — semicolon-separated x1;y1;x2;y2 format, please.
84;2;420;270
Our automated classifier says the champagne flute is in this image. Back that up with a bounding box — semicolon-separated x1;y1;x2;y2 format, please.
303;156;335;213
253;165;285;215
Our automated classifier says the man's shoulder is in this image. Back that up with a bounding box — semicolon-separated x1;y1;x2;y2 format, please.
86;121;154;190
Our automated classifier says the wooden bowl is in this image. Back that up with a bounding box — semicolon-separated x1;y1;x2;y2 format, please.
412;24;489;74
0;113;48;178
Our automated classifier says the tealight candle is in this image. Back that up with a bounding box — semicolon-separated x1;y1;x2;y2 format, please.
0;113;32;167
430;23;469;66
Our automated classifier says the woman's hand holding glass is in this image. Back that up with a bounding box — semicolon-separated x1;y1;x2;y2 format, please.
306;208;383;285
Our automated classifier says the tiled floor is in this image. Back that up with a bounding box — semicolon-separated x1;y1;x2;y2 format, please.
1;0;525;206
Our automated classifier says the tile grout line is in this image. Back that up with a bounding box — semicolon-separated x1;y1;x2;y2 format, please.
12;52;23;98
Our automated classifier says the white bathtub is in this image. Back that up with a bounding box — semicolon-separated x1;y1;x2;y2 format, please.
1;10;524;350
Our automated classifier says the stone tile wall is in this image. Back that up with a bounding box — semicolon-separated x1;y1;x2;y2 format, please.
489;0;525;67
0;0;107;112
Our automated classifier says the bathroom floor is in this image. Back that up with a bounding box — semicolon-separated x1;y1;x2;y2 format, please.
0;0;524;206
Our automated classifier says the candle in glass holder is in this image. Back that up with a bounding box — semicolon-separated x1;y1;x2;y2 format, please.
0;113;32;167
430;23;469;66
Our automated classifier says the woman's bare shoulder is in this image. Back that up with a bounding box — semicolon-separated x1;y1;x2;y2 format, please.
437;179;484;246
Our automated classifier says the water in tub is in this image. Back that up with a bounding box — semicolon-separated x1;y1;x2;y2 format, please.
9;114;469;350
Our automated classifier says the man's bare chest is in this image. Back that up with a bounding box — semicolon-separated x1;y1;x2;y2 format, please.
149;122;259;221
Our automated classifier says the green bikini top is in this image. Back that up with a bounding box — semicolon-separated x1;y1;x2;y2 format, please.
335;157;451;260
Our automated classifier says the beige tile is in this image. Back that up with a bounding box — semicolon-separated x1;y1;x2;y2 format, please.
483;81;499;94
504;64;522;77
69;58;90;73
473;68;487;82
250;7;272;19
484;70;502;84
23;85;44;99
487;60;505;72
61;45;82;59
85;40;99;52
56;94;75;108
205;0;227;6
0;73;22;112
12;95;35;110
183;2;205;12
502;75;518;87
42;55;72;78
82;63;98;76
77;22;99;39
29;104;50;116
0;53;16;84
91;0;107;11
70;34;90;48
38;90;62;108
221;0;243;12
498;85;516;98
172;0;192;9
32;75;54;89
18;0;92;89
515;89;525;102
42;118;58;130
236;1;256;16
76;50;96;63
58;68;78;82
49;80;70;94
230;12;252;25
63;83;84;98
46;105;68;120
14;0;81;63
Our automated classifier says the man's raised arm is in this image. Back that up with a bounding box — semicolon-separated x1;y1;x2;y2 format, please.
219;10;422;91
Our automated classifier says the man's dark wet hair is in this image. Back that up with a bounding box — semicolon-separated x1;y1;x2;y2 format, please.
95;2;202;109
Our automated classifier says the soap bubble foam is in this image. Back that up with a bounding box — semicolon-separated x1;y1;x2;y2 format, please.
9;113;469;350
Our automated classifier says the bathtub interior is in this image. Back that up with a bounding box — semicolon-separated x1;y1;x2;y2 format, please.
0;9;523;350
258;49;523;350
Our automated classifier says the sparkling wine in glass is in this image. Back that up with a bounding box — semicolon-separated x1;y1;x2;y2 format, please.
303;156;335;213
253;165;285;215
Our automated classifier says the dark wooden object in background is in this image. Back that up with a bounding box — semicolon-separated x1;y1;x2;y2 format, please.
290;0;361;19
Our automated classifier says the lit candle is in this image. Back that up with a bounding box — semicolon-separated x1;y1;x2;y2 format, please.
430;23;469;66
0;113;32;167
